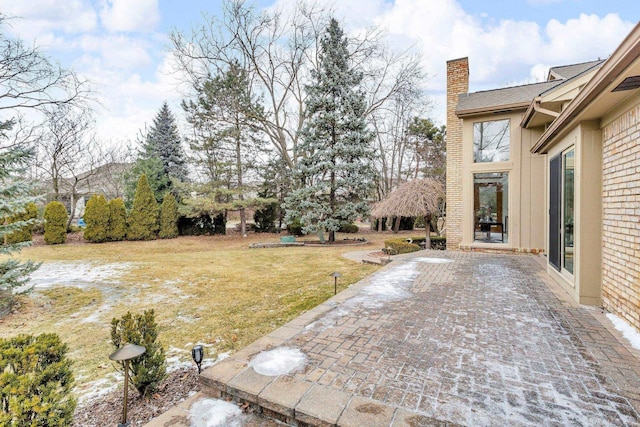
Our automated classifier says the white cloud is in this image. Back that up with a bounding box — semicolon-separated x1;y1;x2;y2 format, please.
99;0;160;33
74;34;153;69
0;0;97;40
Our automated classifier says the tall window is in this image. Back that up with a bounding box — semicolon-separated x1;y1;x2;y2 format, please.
473;119;510;162
549;148;575;274
473;172;508;243
562;149;574;274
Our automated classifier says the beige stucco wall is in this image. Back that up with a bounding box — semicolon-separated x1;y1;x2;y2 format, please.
458;111;546;252
602;100;640;330
545;123;602;306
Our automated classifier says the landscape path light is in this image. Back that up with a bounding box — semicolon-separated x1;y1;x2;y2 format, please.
109;343;146;427
192;345;204;373
330;271;342;295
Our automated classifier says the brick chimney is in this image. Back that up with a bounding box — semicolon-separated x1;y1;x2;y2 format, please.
445;57;469;250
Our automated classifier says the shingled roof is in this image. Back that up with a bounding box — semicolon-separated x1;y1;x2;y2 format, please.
456;59;605;115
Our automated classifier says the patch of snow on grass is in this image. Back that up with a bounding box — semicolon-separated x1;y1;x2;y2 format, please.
76;371;123;404
165;346;230;373
28;261;134;289
189;398;246;427
249;347;307;376
606;313;640;351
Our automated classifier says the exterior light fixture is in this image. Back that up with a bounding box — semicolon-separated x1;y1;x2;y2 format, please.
192;345;204;373
109;343;146;427
330;272;342;295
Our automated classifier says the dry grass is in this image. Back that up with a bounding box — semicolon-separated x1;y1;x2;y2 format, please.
0;231;390;394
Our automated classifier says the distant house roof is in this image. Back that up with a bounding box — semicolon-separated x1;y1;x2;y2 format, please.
547;60;604;80
456;59;605;116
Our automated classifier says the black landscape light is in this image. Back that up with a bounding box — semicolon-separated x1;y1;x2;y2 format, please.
109;343;146;427
330;272;342;295
192;345;204;373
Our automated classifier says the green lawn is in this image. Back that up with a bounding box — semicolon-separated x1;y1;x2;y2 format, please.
1;232;386;395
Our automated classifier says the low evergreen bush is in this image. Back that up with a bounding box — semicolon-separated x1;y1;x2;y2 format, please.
384;237;421;254
108;198;127;241
83;194;109;243
111;310;167;397
159;194;179;239
253;202;278;233
286;218;304;236
5;202;37;244
177;214;226;236
338;223;359;233
43;201;67;245
0;333;76;426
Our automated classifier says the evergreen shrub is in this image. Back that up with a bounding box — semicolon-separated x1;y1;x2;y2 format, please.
286;218;304;236
83;194;109;243
0;333;76;426
127;174;159;241
5;202;37;244
253;202;278;233
108;198;127;241
338;223;359;233
43;201;67;245
384;237;421;254
158;193;179;239
177;214;225;236
111;310;166;397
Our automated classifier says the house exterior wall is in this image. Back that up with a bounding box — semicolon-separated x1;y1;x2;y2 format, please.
602;101;640;330
458;111;546;252
446;58;469;249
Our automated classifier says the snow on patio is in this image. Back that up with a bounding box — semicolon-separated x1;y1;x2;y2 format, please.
189;398;247;427
607;313;640;351
249;347;307;376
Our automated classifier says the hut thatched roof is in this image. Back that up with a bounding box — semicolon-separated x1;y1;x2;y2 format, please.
371;179;444;218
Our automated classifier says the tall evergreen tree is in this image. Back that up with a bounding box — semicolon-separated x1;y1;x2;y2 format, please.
183;61;265;236
127;174;159;241
126;103;187;204
285;19;375;242
0;132;40;310
145;102;188;182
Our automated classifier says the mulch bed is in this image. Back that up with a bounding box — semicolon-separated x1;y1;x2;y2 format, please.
72;368;200;426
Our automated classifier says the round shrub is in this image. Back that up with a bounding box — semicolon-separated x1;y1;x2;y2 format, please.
339;222;359;233
286;218;304;236
5;202;37;244
159;193;179;239
83;194;109;243
43;201;67;245
384;237;421;254
108;198;126;241
0;333;76;426
127;174;159;241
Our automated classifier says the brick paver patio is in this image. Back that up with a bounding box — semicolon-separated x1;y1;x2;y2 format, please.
150;251;640;426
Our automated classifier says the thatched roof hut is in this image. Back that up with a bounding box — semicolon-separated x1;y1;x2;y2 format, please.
371;178;445;246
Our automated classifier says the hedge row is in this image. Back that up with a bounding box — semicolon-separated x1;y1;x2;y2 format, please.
384;236;447;254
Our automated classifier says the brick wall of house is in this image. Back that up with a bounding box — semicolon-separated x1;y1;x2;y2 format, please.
446;58;469;249
602;103;640;331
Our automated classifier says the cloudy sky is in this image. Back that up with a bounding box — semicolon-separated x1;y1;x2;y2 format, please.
1;0;638;144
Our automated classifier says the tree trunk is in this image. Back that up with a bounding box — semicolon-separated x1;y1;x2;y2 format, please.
393;216;400;233
236;120;246;237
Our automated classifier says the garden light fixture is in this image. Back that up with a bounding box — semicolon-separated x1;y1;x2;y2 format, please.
330;272;342;295
192;345;204;373
109;343;146;427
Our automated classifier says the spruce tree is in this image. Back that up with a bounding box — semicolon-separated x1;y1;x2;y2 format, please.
285;19;375;242
83;194;109;243
107;198;126;241
0;144;40;310
146;102;188;182
127;174;159;241
159;193;179;239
